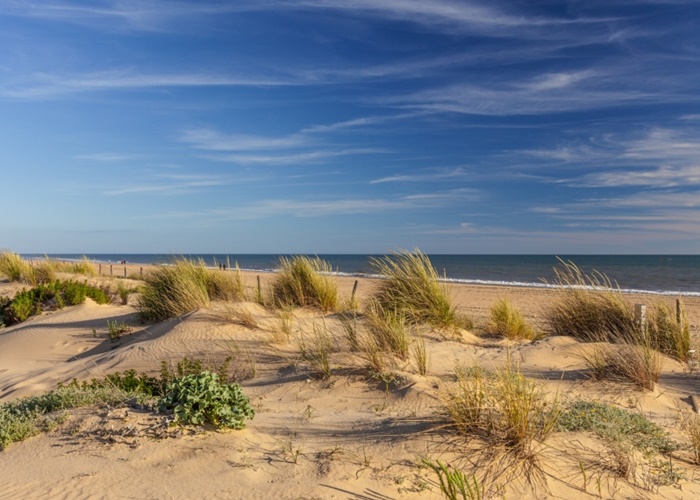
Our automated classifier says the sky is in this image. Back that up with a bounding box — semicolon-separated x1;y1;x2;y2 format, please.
1;0;700;254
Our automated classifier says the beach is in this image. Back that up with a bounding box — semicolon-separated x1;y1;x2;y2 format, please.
1;262;699;499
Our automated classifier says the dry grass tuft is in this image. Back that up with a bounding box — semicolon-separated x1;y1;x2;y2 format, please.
364;299;411;360
206;265;245;302
137;259;247;321
271;256;338;312
444;361;561;461
648;302;691;362
545;259;636;342
370;249;461;328
295;322;334;379
0;252;32;283
578;340;662;391
681;411;700;465
137;259;211;321
487;298;535;340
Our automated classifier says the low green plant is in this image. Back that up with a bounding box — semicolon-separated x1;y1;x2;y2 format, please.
107;320;132;343
558;400;678;455
370;249;459;328
0;381;133;450
158;371;255;428
0;280;110;326
487;298;535;340
270;256;338;312
423;458;483;500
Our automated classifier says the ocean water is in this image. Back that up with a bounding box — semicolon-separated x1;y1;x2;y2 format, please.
24;254;700;296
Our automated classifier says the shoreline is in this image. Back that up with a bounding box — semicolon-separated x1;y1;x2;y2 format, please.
69;258;700;298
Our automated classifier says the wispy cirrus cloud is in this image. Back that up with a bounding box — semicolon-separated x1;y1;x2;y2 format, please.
520;128;700;188
103;173;251;196
370;167;468;184
383;67;687;116
154;187;478;219
0;70;298;99
75;152;138;162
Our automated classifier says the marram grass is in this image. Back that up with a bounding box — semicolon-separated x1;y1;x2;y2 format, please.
487;298;535;340
270;256;338;312
370;249;460;328
138;258;245;321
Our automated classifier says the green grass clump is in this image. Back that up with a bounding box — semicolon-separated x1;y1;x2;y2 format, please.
487;298;535;340
423;459;483;500
370;249;459;328
137;259;211;321
270;256;338;312
558;400;678;455
0;251;32;283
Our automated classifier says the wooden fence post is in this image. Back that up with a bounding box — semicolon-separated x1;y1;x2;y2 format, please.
99;264;102;275
635;304;647;335
140;267;143;278
124;266;127;278
676;298;682;324
110;264;113;276
351;280;359;303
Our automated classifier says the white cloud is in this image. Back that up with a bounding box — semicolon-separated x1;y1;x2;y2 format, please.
181;129;307;152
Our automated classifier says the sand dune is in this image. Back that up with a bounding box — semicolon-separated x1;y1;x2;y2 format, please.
1;271;699;499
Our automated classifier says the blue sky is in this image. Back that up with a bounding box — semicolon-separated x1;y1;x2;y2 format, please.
1;1;700;254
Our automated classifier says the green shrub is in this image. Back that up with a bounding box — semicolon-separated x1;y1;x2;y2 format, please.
158;372;254;429
0;280;110;326
370;249;459;328
270;256;337;312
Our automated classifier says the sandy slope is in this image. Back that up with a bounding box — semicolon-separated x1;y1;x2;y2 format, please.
1;272;699;499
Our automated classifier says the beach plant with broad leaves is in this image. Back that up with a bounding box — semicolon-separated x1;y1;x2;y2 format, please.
158;371;255;429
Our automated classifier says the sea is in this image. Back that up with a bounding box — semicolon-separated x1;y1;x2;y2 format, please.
22;254;700;297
